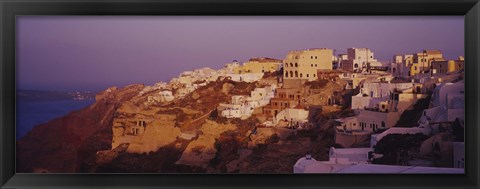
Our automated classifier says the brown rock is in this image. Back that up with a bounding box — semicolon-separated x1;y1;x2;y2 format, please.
16;85;143;173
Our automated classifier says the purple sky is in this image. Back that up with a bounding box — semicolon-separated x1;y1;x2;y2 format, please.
17;16;464;92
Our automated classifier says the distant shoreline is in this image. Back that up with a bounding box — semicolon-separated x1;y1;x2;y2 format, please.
17;89;97;102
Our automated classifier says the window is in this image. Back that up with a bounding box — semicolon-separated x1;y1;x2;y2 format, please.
295;71;298;77
315;64;317;67
311;64;313;67
290;63;293;67
295;63;298;67
315;56;318;59
313;74;316;77
285;72;288;77
381;121;385;127
307;74;309;77
300;73;303;77
285;63;288;67
414;66;417;71
311;56;313;59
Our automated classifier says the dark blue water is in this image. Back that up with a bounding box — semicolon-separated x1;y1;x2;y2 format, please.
16;99;96;139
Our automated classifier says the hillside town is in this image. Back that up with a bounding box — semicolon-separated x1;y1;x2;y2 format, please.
95;47;464;173
17;47;465;174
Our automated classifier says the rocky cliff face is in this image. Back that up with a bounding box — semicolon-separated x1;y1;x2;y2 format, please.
16;84;144;173
15;78;264;173
16;71;344;173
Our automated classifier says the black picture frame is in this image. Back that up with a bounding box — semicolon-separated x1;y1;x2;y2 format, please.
1;0;479;188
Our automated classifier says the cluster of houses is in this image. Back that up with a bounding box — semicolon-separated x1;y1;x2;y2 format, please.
132;46;464;173
293;77;465;173
217;85;277;119
285;48;464;174
141;57;285;105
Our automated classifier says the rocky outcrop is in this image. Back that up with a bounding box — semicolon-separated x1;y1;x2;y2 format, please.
125;115;181;153
16;84;144;173
175;120;236;168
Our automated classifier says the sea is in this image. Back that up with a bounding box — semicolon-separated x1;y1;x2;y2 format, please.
16;99;96;139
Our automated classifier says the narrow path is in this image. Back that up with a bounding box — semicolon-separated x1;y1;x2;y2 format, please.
190;109;214;123
182;109;215;130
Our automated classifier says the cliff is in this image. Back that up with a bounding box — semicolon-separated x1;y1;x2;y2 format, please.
16;70;343;173
16;84;144;173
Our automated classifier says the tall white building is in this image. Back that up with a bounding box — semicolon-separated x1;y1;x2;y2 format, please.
340;48;380;72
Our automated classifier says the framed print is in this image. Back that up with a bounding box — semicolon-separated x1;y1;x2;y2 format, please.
1;0;479;188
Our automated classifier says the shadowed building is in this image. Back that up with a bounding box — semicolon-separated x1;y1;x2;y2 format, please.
409;50;444;76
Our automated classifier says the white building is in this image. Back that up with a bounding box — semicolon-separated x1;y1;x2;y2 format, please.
218;104;251;119
416;80;464;135
340;48;382;72
246;85;276;108
427;80;464;121
159;90;174;101
294;150;463;174
274;106;309;128
294;147;374;173
175;86;196;98
147;90;175;104
430;81;465;110
359;81;414;99
293;155;317;173
218;85;277;120
355;109;400;132
336;117;360;131
329;147;374;163
351;80;415;110
226;73;264;83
